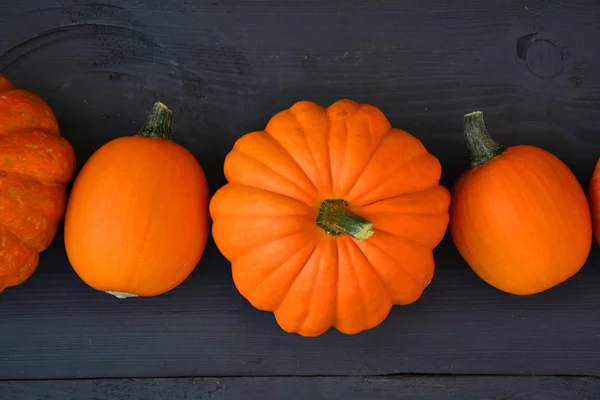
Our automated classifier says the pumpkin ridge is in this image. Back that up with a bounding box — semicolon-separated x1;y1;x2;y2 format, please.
232;232;317;310
269;239;319;312
281;241;329;335
288;108;328;191
359;234;425;288
339;239;369;331
373;226;433;250
228;227;312;264
0;169;62;189
264;127;319;195
347;148;432;204
330;237;339;328
351;240;394;306
0;127;76;185
342;125;389;199
358;185;450;210
0;126;59;137
212;189;313;218
0;170;65;244
231;150;316;204
0;90;61;136
297;240;338;336
0;219;39;253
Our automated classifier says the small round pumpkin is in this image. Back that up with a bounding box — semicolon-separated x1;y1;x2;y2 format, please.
0;73;76;292
209;99;451;336
589;158;600;245
64;102;209;298
449;111;592;295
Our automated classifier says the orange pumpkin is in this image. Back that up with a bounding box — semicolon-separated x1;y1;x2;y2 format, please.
449;111;592;295
0;73;76;293
589;158;600;245
64;102;209;298
209;99;451;336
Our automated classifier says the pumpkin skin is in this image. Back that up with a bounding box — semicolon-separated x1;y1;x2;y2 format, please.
209;99;451;336
450;111;592;295
589;158;600;245
64;102;209;298
0;74;76;293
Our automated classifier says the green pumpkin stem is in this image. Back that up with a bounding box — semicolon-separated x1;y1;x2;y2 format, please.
317;200;375;240
137;101;174;141
463;111;506;168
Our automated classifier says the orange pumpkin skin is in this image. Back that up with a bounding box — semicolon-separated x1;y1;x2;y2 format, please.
589;159;600;245
0;74;76;292
450;111;592;295
64;102;209;298
209;99;451;336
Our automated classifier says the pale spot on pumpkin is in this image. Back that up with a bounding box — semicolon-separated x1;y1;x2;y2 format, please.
106;291;138;299
8;189;23;204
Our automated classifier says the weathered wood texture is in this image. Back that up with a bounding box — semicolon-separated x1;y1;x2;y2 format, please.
0;0;600;381
1;376;599;400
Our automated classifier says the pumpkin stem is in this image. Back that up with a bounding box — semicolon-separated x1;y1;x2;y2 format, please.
463;111;506;168
317;200;375;240
137;101;174;141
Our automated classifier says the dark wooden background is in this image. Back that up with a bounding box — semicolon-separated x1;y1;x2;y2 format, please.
1;0;600;398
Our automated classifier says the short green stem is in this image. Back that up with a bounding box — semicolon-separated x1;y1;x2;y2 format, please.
463;111;506;168
137;101;174;141
317;200;375;241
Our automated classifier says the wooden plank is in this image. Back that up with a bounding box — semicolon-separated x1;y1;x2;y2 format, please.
1;376;599;400
0;0;600;380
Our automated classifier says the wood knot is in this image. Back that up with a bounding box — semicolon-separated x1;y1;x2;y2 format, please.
517;33;565;79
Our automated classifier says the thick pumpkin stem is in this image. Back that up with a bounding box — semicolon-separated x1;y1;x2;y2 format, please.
463;111;506;168
317;200;375;240
137;101;174;141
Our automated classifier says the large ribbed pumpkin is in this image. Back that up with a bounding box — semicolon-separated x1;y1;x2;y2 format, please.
64;102;210;298
0;74;76;292
209;99;451;336
450;111;592;295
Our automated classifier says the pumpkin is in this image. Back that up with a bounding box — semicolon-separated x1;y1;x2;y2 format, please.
449;111;592;295
63;102;209;298
0;73;76;293
589;158;600;245
209;99;451;336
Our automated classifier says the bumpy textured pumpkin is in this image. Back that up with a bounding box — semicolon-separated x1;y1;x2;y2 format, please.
64;102;209;298
210;99;450;336
0;74;76;293
450;111;592;295
589;159;600;245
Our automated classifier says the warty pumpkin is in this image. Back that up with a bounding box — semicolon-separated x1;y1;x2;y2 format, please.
449;111;592;295
209;99;451;336
0;73;76;293
64;102;209;298
589;158;600;245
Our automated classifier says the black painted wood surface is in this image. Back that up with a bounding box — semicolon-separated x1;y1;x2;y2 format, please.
1;0;600;397
2;376;599;400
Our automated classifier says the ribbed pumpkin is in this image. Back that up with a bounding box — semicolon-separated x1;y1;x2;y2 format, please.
64;102;209;298
0;74;76;293
589;159;600;245
450;111;592;295
209;99;451;336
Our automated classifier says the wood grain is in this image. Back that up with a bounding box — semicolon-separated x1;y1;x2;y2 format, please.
0;0;600;381
1;376;599;400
